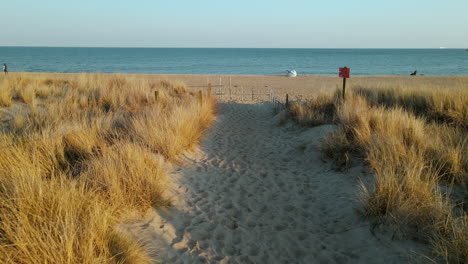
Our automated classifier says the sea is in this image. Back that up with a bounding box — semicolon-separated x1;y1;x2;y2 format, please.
0;47;467;76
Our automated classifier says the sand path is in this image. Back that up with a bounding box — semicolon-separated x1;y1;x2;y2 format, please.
123;102;421;263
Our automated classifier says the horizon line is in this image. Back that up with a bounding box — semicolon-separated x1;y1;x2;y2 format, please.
0;46;466;49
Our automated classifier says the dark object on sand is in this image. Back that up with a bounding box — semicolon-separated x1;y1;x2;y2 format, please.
410;70;417;76
3;64;7;74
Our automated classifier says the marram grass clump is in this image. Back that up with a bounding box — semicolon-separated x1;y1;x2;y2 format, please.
0;73;215;263
292;82;467;263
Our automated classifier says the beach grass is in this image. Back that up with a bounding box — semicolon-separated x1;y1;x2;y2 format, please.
0;73;215;263
290;80;467;263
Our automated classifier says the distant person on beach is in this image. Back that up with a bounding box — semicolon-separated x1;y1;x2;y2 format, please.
3;64;7;75
410;70;417;76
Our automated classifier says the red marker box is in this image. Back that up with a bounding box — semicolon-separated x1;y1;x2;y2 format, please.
339;67;350;78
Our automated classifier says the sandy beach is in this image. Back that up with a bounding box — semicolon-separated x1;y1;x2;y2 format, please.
19;72;468;102
118;80;435;263
122;103;426;263
138;74;468;101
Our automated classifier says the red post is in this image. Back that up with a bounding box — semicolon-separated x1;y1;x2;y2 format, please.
339;67;350;100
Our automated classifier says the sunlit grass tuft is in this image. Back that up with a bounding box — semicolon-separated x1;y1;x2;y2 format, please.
0;73;215;263
293;82;467;263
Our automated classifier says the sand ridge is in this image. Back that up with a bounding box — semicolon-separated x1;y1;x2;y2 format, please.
122;102;424;263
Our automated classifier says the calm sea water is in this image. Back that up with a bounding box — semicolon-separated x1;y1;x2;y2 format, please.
0;47;467;75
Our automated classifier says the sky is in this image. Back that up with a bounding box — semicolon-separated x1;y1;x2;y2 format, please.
1;0;467;48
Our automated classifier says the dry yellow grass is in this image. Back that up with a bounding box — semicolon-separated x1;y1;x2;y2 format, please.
0;86;13;106
292;82;467;263
348;84;468;184
354;85;468;129
81;142;168;210
0;73;215;263
132;98;215;161
288;92;339;127
0;173;149;264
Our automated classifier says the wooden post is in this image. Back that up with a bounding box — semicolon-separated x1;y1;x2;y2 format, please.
207;82;212;97
219;77;222;99
198;90;203;105
285;94;289;110
229;77;232;100
339;66;350;101
251;87;254;100
154;90;159;102
342;78;347;100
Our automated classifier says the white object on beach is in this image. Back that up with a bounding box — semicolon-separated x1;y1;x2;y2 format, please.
286;70;297;77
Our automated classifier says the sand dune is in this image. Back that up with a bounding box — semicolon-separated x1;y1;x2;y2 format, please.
122;101;425;263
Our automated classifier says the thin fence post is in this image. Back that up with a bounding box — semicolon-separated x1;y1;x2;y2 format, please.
198;90;203;105
342;77;347;101
251;87;254;101
229;77;232;100
285;94;289;110
207;83;212;97
154;90;159;102
219;77;222;99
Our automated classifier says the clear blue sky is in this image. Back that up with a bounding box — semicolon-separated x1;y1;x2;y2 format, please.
1;0;467;48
